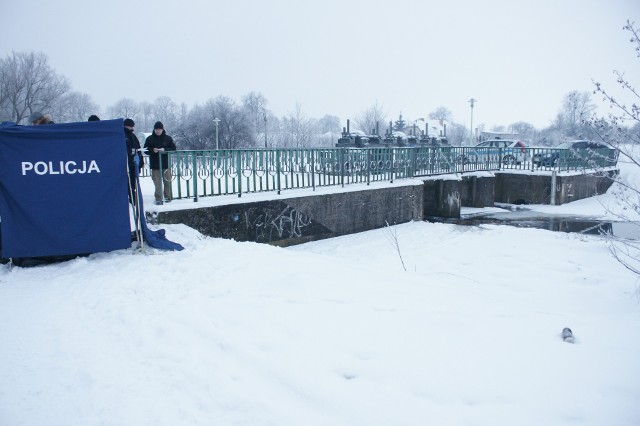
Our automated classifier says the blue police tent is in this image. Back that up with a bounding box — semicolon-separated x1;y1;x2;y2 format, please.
0;119;131;258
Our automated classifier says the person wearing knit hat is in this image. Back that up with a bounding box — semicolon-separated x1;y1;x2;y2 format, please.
88;115;100;122
123;118;144;203
144;121;176;205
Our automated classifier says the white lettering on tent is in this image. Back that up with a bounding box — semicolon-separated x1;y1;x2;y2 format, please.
21;162;33;174
65;161;77;174
21;161;101;176
87;161;99;173
34;162;47;175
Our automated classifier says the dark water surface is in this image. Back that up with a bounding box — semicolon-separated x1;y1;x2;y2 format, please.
428;210;640;240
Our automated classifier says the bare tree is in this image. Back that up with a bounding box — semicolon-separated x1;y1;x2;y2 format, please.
313;114;341;147
153;96;178;130
0;51;70;123
509;121;539;143
138;101;155;131
264;114;289;148
212;96;253;149
354;100;387;135
108;98;141;122
317;114;341;134
242;91;267;145
284;103;313;148
174;104;212;150
557;90;596;138
446;122;468;146
428;106;453;123
54;91;99;123
588;20;640;277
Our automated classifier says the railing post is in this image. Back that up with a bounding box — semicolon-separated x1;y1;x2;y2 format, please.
276;149;281;195
175;151;182;200
237;150;242;197
311;149;316;191
550;170;557;205
461;147;466;172
411;147;417;178
340;147;345;188
367;148;371;185
192;151;198;202
390;147;395;183
531;148;535;172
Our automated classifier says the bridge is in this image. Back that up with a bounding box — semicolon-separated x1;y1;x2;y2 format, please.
145;146;619;246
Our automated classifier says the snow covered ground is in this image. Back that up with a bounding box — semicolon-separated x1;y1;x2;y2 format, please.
1;159;639;425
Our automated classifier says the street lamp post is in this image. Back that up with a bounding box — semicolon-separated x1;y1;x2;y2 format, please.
263;113;267;148
468;98;477;146
213;118;220;150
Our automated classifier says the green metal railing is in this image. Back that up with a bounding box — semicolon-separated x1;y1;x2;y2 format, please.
527;147;619;171
148;146;618;201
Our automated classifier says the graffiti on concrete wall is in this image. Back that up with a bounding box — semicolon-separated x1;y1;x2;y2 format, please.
244;205;313;242
446;191;460;210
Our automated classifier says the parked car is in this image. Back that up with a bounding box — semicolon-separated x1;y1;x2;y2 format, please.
532;140;616;168
475;139;527;165
458;139;527;165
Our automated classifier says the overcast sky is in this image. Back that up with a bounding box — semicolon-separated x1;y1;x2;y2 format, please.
2;0;638;131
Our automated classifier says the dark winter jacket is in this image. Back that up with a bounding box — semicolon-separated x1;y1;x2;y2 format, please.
144;130;176;170
124;127;144;174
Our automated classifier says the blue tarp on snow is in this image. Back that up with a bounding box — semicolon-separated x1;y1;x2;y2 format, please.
0;119;131;258
133;171;184;252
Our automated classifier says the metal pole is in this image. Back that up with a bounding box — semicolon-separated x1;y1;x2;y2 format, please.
468;98;476;146
264;113;267;148
213;118;221;150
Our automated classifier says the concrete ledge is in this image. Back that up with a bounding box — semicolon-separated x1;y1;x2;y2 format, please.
556;169;618;203
495;168;618;205
149;184;424;247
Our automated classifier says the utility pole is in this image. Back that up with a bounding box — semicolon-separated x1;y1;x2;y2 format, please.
213;118;220;150
264;113;267;148
468;98;477;146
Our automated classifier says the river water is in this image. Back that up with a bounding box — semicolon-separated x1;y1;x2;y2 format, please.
429;209;640;240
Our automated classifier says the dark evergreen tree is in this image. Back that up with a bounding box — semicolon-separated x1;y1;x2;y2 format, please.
393;113;406;131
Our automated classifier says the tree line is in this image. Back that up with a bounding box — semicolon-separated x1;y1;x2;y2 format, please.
1;50;638;149
0;51;342;150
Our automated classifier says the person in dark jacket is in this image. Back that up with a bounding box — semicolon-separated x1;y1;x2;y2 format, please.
124;118;144;202
144;121;176;205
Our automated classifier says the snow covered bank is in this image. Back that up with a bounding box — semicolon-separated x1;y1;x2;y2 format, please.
1;219;638;425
